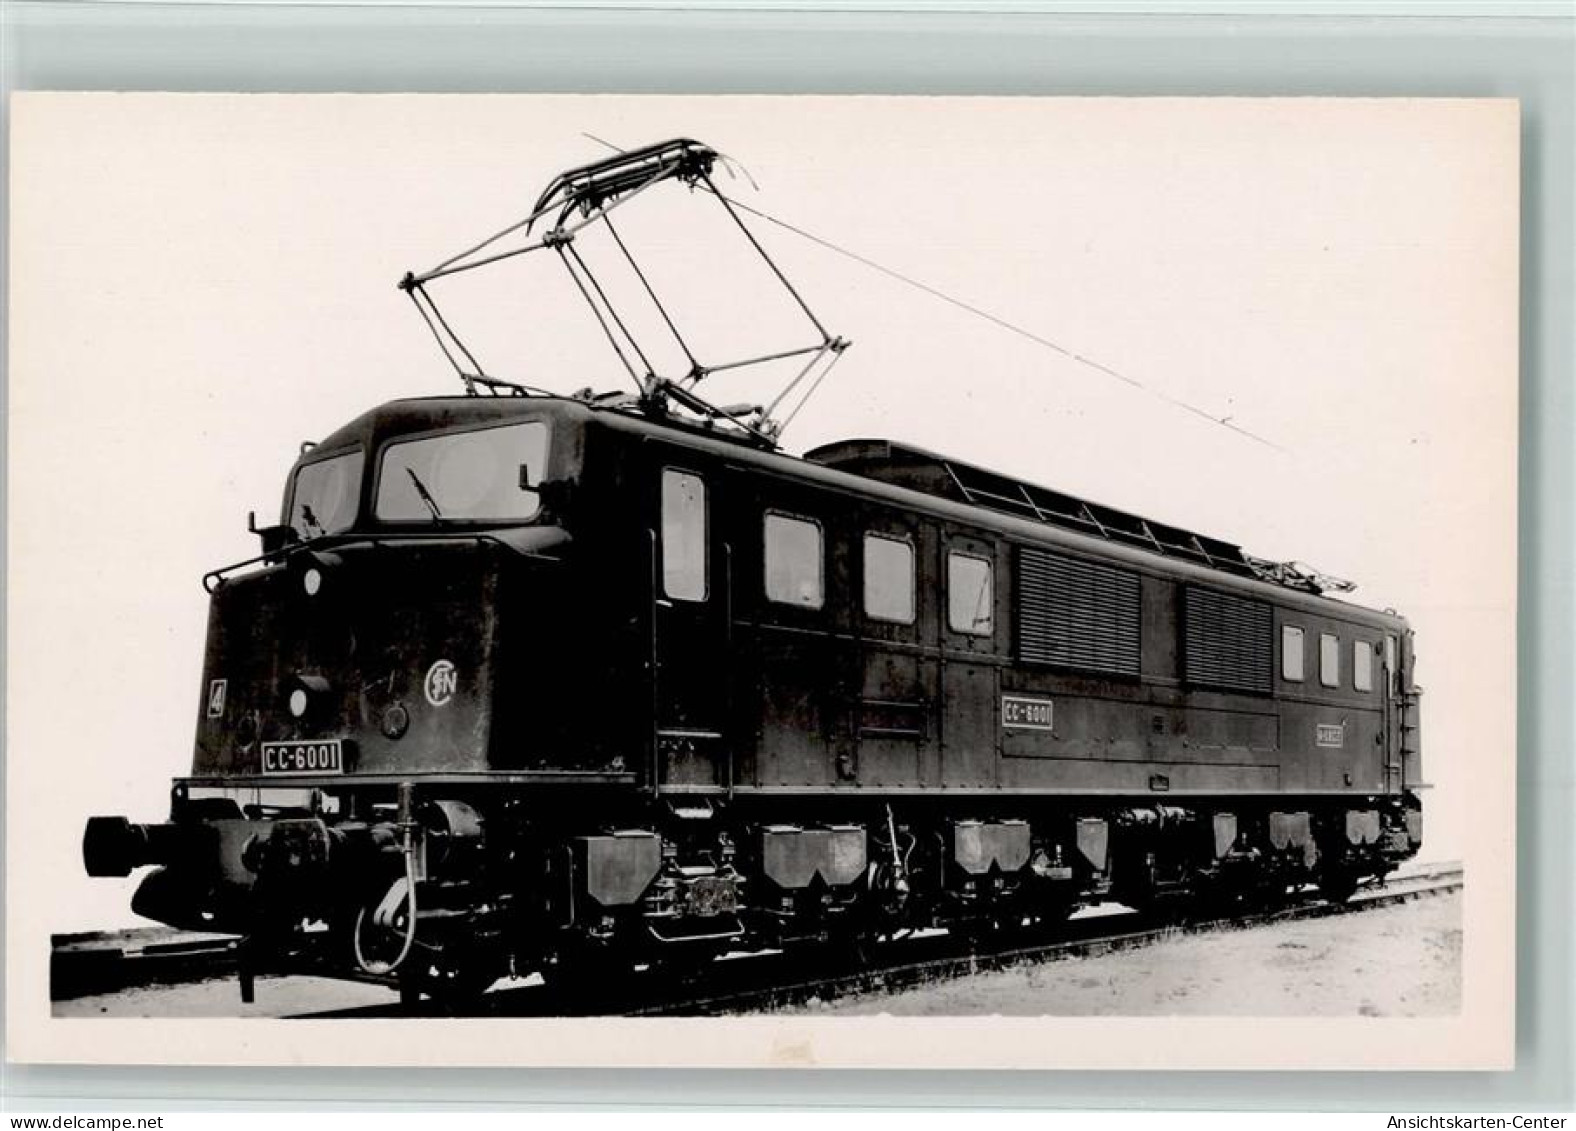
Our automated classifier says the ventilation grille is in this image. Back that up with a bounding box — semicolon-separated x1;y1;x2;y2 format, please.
1018;548;1142;676
1183;586;1273;694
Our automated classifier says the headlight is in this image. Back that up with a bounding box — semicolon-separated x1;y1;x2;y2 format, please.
289;549;342;597
285;673;332;721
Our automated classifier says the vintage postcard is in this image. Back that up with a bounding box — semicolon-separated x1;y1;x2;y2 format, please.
5;93;1517;1068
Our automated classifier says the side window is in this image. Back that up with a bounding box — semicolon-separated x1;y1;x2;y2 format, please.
290;450;364;539
1385;634;1399;689
1319;632;1340;688
863;534;915;624
1354;640;1374;692
1281;625;1305;682
660;469;707;601
948;552;993;636
764;512;823;609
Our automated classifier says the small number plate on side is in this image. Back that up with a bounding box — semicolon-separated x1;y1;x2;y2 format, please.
260;740;343;776
1002;695;1054;731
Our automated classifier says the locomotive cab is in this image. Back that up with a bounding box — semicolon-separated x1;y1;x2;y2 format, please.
82;397;652;993
192;397;607;785
286;404;555;543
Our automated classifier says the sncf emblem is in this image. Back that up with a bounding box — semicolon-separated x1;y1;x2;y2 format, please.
424;659;458;707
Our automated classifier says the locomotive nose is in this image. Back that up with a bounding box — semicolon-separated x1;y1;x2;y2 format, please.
195;535;524;780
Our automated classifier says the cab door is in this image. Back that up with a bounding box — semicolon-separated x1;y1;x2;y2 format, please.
939;531;1004;788
650;461;732;794
854;513;935;788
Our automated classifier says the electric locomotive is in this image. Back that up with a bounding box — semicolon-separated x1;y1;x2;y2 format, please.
80;140;1424;1003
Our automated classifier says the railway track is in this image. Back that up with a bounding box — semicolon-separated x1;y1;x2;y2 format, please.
50;862;1461;1016
51;926;241;1000
297;861;1463;1019
631;862;1464;1018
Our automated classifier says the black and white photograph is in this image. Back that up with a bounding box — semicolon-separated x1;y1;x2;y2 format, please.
6;93;1517;1069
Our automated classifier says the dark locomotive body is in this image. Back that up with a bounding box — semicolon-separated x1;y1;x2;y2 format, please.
84;392;1424;999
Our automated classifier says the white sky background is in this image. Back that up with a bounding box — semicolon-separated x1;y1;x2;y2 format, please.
9;94;1516;941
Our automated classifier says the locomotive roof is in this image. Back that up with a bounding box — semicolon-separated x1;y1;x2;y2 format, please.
304;394;1401;626
802;438;1338;594
310;396;562;452
792;438;1398;624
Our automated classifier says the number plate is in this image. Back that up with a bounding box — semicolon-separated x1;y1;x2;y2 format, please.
1001;694;1054;731
260;739;343;776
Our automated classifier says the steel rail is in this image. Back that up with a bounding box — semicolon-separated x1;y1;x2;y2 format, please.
294;864;1463;1020
632;865;1464;1019
50;865;1461;1014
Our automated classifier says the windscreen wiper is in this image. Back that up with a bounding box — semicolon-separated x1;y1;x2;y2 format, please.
405;468;444;522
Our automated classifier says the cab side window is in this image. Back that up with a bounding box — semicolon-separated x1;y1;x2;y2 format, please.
764;512;824;609
1281;625;1305;682
864;533;915;624
1319;632;1340;688
1353;640;1374;692
948;552;993;636
660;469;707;601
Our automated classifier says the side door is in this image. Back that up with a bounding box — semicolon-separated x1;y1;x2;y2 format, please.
650;457;732;793
748;481;841;790
854;511;935;788
938;530;1005;788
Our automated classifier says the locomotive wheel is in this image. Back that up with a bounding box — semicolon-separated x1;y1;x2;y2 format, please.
1251;879;1294;910
1318;868;1360;906
822;921;883;969
405;959;502;1010
647;947;722;986
539;943;637;997
955;914;1013;949
1188;876;1245;921
1032;899;1077;934
394;939;506;1010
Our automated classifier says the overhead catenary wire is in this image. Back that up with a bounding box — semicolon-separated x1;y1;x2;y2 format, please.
703;173;831;343
410;134;1282;453
578;133;1280;450
701;185;1283;453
